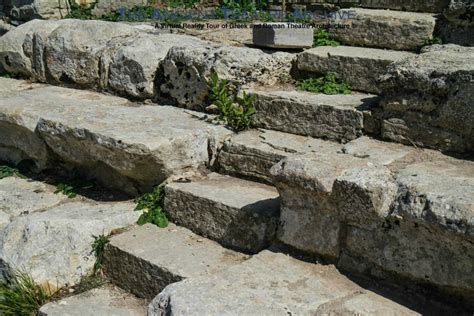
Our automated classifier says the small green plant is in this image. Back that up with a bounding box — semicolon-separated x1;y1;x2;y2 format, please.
297;72;351;95
208;72;256;132
65;2;95;20
0;165;25;179
91;235;110;273
54;183;78;198
135;184;169;228
416;37;443;53
0;270;51;316
313;29;339;47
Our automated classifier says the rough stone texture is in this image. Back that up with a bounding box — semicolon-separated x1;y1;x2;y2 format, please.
45;20;138;88
360;0;450;13
164;173;280;253
0;78;232;195
217;129;342;183
106;33;205;99
378;44;474;153
270;135;474;301
270;150;370;258
329;8;437;51
436;1;474;46
3;0;70;21
0;176;66;229
0;79;127;171
0;19;62;80
39;285;147;316
0;200;139;289
252;23;313;48
161;44;295;109
0;20;14;36
103;224;249;299
149;250;417;315
92;0;148;17
248;89;378;141
296;46;414;93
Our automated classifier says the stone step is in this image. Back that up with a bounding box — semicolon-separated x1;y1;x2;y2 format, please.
0;175;140;290
39;285;147;316
296;46;415;94
328;8;437;51
247;88;379;142
217;128;342;183
359;0;450;13
269;136;474;304
164;173;280;253
149;249;419;315
103;223;250;300
377;44;474;154
0;78;232;195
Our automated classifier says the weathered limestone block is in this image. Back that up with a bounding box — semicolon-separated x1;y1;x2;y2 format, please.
0;79;127;170
271;134;474;300
217;129;341;183
149;250;417;315
164;173;280;253
0;79;230;194
248;89;378;141
436;1;474;46
161;44;294;109
270;151;369;258
296;46;414;93
3;0;70;21
360;0;450;13
103;224;248;299
378;44;474;153
340;161;474;300
45;20;137;88
252;23;313;48
330;8;437;50
0;200;139;289
0;177;66;229
39;285;147;316
106;33;205;99
0;19;61;80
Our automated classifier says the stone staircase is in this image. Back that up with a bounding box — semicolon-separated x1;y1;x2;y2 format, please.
0;2;473;314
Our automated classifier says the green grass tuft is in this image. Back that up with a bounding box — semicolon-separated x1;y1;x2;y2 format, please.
0;165;25;180
313;29;340;47
0;270;51;316
91;235;110;273
135;184;169;228
54;183;78;199
416;37;443;53
297;72;351;95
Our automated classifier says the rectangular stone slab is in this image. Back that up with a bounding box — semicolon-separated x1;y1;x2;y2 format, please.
252;23;313;48
103;224;249;299
296;46;414;93
39;285;146;316
329;8;436;50
149;250;418;315
0;78;232;195
164;173;280;253
217;129;342;183
248;89;378;141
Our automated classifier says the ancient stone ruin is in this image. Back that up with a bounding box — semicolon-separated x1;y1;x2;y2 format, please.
0;0;472;314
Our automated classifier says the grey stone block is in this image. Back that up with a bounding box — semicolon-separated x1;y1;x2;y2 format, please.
252;23;313;48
